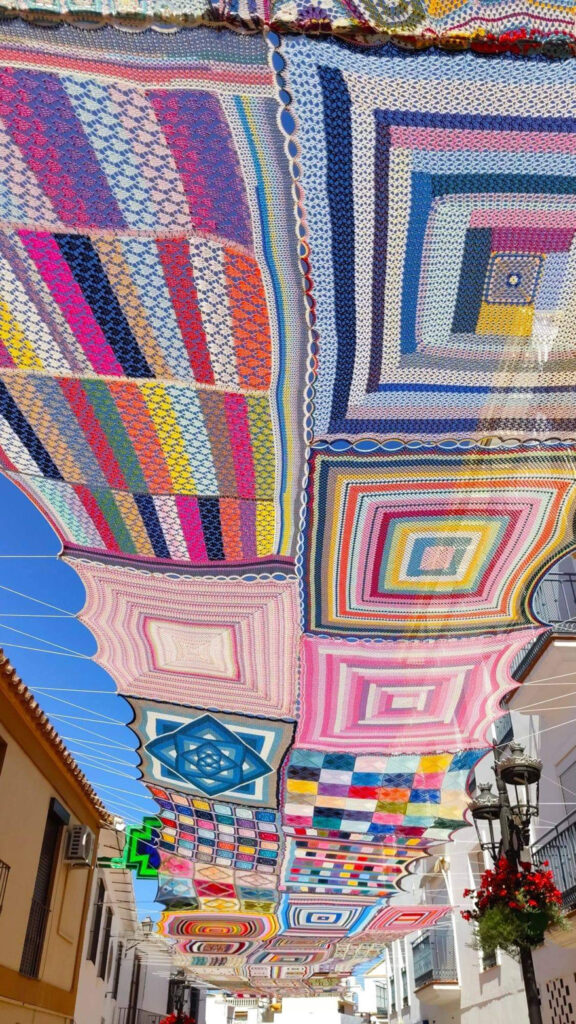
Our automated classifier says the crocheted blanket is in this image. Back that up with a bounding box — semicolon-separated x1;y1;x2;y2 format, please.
0;19;569;995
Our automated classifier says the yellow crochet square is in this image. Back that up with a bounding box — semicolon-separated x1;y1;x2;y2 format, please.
287;778;318;795
419;753;453;773
476;301;534;337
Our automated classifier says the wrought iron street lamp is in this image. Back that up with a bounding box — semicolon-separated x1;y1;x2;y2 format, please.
469;782;501;864
499;742;542;850
171;968;188;1022
470;742;543;1024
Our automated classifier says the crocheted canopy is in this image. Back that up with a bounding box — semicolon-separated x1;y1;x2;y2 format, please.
2;0;576;52
0;18;570;995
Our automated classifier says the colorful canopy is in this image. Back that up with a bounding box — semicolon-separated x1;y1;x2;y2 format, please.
0;14;571;996
3;0;576;51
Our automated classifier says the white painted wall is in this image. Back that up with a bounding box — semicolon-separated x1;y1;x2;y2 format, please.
75;826;204;1024
206;995;342;1024
345;635;576;1024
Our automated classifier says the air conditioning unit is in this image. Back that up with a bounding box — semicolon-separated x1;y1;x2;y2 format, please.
64;825;95;866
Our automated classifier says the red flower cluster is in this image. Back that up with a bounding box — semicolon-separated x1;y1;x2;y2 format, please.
461;858;562;922
158;1014;195;1024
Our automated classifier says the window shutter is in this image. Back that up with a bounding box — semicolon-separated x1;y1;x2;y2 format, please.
20;801;65;977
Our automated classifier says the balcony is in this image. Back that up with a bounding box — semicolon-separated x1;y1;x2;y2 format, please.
534;808;576;946
117;1010;165;1024
412;925;459;1006
531;557;576;633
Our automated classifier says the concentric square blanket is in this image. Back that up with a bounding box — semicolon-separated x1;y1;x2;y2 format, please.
283;36;576;439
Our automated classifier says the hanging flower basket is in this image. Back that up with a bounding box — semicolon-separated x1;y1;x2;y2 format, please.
461;857;566;958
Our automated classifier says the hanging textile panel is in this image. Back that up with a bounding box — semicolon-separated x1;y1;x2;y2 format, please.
158;909;279;948
0;24;306;563
283;748;487;839
248;945;333;964
130;698;295;807
278;894;373;936
281;36;576;440
361;903;452;934
247;964;310;979
2;0;576;51
155;854;280;912
279;835;423;895
297;628;546;752
156;851;198;909
68;558;299;718
149;786;282;871
303;446;576;637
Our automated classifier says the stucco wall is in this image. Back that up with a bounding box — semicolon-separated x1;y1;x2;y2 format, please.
0;703;99;1024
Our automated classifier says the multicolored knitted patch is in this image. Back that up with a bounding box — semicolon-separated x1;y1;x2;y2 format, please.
131;698;295;806
0;26;307;563
155;853;280;912
2;374;275;562
361;903;452;934
2;0;576;50
149;786;282;870
70;560;299;718
158;909;279;955
303;447;576;637
278;894;372;935
283;36;576;439
296;629;544;752
280;835;420;895
283;748;486;839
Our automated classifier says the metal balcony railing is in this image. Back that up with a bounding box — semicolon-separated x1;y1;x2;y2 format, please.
533;808;576;911
0;859;9;914
116;1010;165;1024
493;712;514;747
412;926;458;989
531;557;576;633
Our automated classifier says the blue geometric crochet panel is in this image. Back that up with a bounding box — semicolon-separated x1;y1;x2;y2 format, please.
282;36;576;440
130;698;295;808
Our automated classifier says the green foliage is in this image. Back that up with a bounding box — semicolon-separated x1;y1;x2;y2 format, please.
475;900;566;958
462;857;567;958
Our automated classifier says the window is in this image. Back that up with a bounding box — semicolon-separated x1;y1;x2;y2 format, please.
98;906;113;980
469;848;485;888
88;880;105;964
401;966;409;1007
20;798;68;978
375;983;388;1014
560;760;576;811
127;954;142;1024
167;977;177;1014
493;711;514;748
390;977;396;1012
482;948;498;970
111;941;123;1000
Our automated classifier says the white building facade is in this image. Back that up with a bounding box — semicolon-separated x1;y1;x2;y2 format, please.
345;629;576;1024
75;825;206;1024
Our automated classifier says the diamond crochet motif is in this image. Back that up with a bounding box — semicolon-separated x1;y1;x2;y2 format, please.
146;714;272;797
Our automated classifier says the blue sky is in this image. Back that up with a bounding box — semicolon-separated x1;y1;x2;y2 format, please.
0;474;158;915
